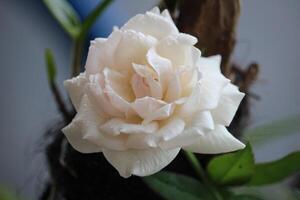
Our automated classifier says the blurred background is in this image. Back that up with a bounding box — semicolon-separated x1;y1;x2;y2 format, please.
0;0;299;199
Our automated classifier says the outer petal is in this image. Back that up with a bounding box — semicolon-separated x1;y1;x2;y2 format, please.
64;73;87;111
121;10;178;39
197;75;230;110
62;95;104;153
114;30;156;70
156;118;185;141
159;128;202;150
64;94;127;151
86;73;123;118
159;112;213;149
156;33;197;67
85;38;107;74
183;125;245;154
189;111;214;131
180;75;229;116
198;55;222;75
212;84;245;126
103;147;180;178
103;68;132;113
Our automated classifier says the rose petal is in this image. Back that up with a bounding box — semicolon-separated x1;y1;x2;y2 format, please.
62;122;102;153
179;67;198;97
159;111;214;149
126;134;157;149
121;10;178;39
143;103;175;124
149;7;160;14
198;55;222;75
85;38;106;74
156;34;197;67
146;48;172;91
197;76;230;110
164;72;181;102
190;46;201;67
85;32;122;74
190;111;214;130
62;95;104;153
131;73;151;98
131;96;167;119
211;84;245;126
132;64;163;99
157;118;185;141
100;118;159;136
161;9;173;21
103;147;180;178
159;127;203;150
86;73;123;118
103;68;134;113
180;74;230;116
114;30;156;70
183;125;245;154
64;73;87;111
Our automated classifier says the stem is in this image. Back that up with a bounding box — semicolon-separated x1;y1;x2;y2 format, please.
183;150;209;183
71;0;114;77
183;150;223;200
71;39;84;77
50;82;71;122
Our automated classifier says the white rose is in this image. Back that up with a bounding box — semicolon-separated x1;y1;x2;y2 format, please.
62;7;245;178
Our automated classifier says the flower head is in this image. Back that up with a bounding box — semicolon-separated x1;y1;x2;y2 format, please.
62;7;245;178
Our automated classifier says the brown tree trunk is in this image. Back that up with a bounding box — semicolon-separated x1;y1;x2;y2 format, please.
177;0;241;76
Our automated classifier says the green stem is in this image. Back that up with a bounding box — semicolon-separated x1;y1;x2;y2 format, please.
183;150;209;183
71;0;114;77
183;150;223;200
71;39;84;77
80;0;114;40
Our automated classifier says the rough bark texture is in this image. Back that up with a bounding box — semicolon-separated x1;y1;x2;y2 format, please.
40;119;197;200
177;0;258;135
178;0;241;76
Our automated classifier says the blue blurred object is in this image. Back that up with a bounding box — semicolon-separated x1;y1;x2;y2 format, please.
69;0;158;38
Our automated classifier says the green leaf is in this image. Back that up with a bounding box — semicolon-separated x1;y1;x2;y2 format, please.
207;144;255;186
247;151;300;186
292;190;300;200
43;0;81;39
143;171;216;200
44;48;57;83
0;186;19;200
229;194;263;200
243;115;300;146
79;0;114;40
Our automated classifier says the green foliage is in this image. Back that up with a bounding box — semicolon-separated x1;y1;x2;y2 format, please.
247;151;300;186
0;186;20;200
229;194;263;200
43;0;81;39
207;144;255;186
43;0;114;41
143;171;216;200
44;48;57;83
79;0;114;40
244;115;300;146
